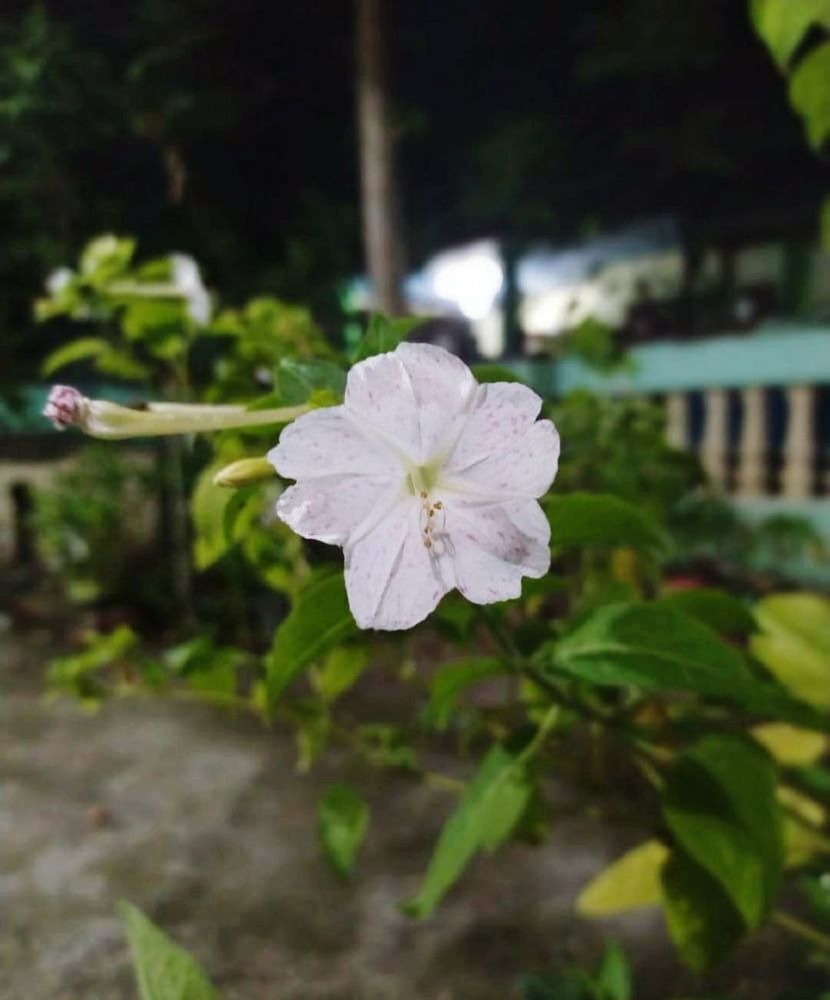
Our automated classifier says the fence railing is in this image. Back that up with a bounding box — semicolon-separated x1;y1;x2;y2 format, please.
513;321;830;537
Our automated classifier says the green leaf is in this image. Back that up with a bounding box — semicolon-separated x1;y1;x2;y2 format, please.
352;313;425;361
191;463;234;570
662;735;783;928
405;746;531;917
48;626;138;695
95;347;151;381
789;42;830;150
471;363;525;384
222;484;259;545
549;602;829;729
576;839;669;916
518;972;593;1000
314;646;368;702
274;358;346;405
544;493;665;554
41;336;110;376
595;941;632;1000
118;900;218;1000
656;588;755;636
751;593;830;709
424;657;505;729
81;234;136;282
317;783;370;876
266;570;356;704
751;0;830;68
660;850;745;972
751;723;828;766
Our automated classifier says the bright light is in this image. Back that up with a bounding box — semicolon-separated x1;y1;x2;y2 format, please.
430;249;503;320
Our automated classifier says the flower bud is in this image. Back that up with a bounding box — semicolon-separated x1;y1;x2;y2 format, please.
213;457;275;488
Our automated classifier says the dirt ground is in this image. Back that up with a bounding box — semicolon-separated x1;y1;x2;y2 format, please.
0;624;824;1000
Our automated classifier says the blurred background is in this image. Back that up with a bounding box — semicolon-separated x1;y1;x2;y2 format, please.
1;2;830;998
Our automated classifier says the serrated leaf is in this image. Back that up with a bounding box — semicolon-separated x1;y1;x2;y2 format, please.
318;783;370;876
118;901;218;1000
576;840;669;916
660;850;745;972
41;337;111;376
405;746;530;917
549;602;829;730
544;493;665;554
266;570;356;704
352;313;425;361
662;735;783;929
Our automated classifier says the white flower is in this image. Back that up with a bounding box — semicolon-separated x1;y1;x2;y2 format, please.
268;343;560;631
170;253;212;325
45;267;74;296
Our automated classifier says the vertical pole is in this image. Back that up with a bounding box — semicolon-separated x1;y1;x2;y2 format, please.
356;0;406;316
782;384;814;499
737;386;766;496
701;388;729;492
665;392;688;450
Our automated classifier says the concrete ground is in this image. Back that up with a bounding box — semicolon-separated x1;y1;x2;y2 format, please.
0;626;822;1000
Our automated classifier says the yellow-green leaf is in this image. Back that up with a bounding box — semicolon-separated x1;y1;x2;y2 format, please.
789;42;830;150
577;840;669;916
752;723;828;766
752;593;830;709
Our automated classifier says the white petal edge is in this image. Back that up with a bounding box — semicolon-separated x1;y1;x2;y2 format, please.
344;495;454;630
345;342;476;465
445;381;542;472
446;419;560;500
446;499;551;605
276;474;394;546
268;405;400;480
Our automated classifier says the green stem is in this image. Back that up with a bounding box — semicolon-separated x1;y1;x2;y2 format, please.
773;911;830;952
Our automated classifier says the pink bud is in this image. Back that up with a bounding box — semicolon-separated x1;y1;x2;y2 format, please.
43;385;84;430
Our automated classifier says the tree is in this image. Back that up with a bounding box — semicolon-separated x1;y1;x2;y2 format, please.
355;0;406;315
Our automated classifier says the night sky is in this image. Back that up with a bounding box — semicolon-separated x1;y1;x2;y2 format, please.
7;0;830;316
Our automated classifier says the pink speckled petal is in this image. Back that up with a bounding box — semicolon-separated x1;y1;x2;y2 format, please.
267;405;400;480
276;475;393;546
446;498;550;605
345;342;476;465
450;419;560;499
445;382;542;472
344;495;454;630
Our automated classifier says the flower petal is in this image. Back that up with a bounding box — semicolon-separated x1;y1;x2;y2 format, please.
268;405;400;479
445;382;542;472
446;499;551;605
344;495;454;630
276;475;393;545
345;342;476;464
447;419;560;499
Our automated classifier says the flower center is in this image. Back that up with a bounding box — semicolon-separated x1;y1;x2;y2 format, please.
406;462;448;551
406;460;441;496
